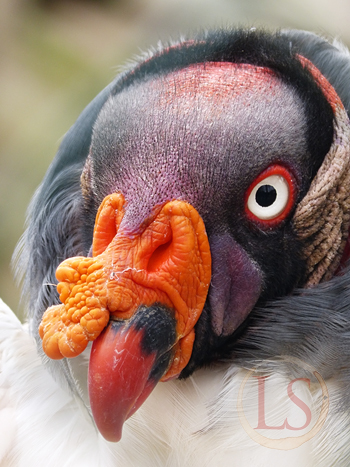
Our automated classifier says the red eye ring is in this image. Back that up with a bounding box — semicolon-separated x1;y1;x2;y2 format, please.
245;164;297;228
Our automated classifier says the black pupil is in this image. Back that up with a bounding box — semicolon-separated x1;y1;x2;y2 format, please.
255;185;277;207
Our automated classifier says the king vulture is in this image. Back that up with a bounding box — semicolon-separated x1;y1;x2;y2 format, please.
2;28;350;466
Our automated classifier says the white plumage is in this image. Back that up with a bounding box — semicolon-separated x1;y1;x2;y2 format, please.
1;298;346;466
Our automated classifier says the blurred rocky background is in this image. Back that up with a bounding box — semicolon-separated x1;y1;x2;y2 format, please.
1;0;350;320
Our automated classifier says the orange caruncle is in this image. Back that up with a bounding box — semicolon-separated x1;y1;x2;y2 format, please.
39;193;211;379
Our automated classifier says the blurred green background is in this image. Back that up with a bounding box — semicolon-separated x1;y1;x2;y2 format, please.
1;0;350;320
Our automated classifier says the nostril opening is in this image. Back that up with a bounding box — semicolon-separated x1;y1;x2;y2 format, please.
147;239;173;272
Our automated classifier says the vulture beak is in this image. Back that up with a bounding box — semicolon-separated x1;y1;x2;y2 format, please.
39;193;211;441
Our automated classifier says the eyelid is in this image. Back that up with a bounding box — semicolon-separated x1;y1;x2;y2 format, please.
245;164;297;228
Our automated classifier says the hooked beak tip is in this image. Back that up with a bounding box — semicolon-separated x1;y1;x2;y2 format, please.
88;304;177;442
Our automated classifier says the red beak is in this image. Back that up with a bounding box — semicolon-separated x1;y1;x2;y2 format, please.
89;305;176;441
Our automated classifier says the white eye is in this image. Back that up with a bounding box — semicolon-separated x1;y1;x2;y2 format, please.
247;174;290;220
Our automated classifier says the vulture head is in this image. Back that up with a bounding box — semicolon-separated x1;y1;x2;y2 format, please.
17;29;350;443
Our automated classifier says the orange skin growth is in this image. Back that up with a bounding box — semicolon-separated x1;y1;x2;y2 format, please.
39;193;211;380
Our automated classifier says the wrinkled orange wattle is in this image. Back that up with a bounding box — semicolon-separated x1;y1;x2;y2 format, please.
39;193;211;380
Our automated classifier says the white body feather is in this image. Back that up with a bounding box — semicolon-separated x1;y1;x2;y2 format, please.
0;298;347;467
